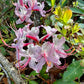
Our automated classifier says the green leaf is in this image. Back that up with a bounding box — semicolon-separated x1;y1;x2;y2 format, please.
40;65;49;79
82;47;84;51
63;44;71;53
74;38;79;43
70;7;84;14
62;8;72;23
72;23;79;34
29;81;38;84
79;51;84;55
77;0;84;6
21;74;25;78
45;19;51;26
1;7;9;13
80;16;84;19
16;24;25;28
57;22;63;28
54;6;72;24
50;15;56;25
51;0;56;7
53;79;77;84
30;71;38;76
5;0;10;5
46;0;51;6
21;74;30;81
57;34;63;39
60;0;67;7
21;57;25;61
79;23;84;28
0;47;6;55
54;5;62;17
61;28;67;36
0;67;1;71
40;65;46;74
77;35;84;43
63;60;84;81
0;72;4;75
11;81;15;84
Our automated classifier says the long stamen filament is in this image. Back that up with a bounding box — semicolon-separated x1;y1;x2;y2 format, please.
41;34;50;44
55;60;67;69
19;0;23;6
26;35;39;43
23;43;33;46
64;46;73;51
0;32;15;48
17;49;31;70
19;57;31;70
56;48;75;56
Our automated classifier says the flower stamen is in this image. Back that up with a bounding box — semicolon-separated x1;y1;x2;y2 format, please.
26;35;39;43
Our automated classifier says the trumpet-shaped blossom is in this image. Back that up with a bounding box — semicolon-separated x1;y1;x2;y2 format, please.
10;25;73;73
27;0;46;16
12;25;40;61
1;24;74;73
14;0;46;24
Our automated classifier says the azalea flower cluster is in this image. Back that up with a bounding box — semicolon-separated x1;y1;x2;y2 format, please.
14;0;46;24
10;24;69;73
0;0;75;73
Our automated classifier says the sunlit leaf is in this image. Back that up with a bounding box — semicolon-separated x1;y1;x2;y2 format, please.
53;5;62;17
72;23;80;34
74;38;79;43
54;6;72;24
51;0;56;7
61;28;67;36
63;8;72;23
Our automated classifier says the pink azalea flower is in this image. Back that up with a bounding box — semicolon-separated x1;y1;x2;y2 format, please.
27;0;46;16
14;1;33;24
1;25;75;73
14;0;46;24
11;25;39;62
42;42;61;72
13;25;68;72
53;35;67;58
40;25;57;42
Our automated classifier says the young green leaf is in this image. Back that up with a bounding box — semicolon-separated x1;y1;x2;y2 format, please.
51;0;56;7
62;8;72;23
61;28;67;36
72;23;80;34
